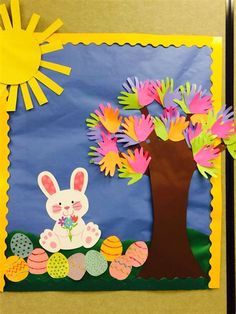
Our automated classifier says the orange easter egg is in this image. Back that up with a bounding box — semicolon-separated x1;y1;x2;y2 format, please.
125;241;148;267
109;255;132;280
27;248;49;274
5;256;29;282
100;235;123;262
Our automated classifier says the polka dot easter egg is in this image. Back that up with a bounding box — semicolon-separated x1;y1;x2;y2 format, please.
10;233;33;258
85;250;108;276
5;256;29;282
100;235;123;262
27;248;49;275
47;253;69;279
109;255;132;280
125;241;148;267
68;253;86;281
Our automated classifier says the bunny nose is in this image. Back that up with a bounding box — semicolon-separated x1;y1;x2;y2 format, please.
64;206;70;210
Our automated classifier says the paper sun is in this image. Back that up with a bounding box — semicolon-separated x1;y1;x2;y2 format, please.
0;0;71;111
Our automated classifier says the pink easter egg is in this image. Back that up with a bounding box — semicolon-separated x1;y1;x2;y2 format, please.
125;241;148;267
27;248;49;274
68;253;86;281
109;255;132;280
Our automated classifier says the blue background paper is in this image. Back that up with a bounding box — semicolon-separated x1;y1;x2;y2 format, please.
7;44;212;240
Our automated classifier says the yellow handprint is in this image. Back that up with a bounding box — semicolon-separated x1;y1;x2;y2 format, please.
122;116;138;141
99;151;122;176
168;116;189;141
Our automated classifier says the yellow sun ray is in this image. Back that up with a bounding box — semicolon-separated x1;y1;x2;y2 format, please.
40;60;71;75
41;42;63;54
0;4;12;30
38;19;63;44
6;85;18;111
35;71;63;95
0;0;71;111
26;13;40;33
28;77;48;106
20;83;33;110
11;0;21;30
0;84;6;96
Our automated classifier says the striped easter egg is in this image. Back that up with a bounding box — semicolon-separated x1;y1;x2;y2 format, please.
27;248;49;274
100;235;123;262
109;255;132;280
125;241;148;267
5;256;29;282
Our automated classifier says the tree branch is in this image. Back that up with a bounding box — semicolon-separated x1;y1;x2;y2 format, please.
216;141;227;152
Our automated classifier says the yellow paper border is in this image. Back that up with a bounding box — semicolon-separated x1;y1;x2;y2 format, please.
0;97;10;292
0;33;222;291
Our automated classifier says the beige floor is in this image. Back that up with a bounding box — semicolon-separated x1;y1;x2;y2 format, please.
0;0;232;313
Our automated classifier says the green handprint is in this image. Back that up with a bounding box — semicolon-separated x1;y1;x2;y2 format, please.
197;164;218;179
153;116;168;141
117;88;142;110
86;113;100;128
118;166;143;185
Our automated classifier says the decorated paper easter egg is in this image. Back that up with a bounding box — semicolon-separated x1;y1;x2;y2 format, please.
68;253;86;281
85;250;108;276
5;256;29;282
125;241;148;267
100;235;123;262
27;248;49;274
109;255;132;280
47;253;69;279
10;233;33;258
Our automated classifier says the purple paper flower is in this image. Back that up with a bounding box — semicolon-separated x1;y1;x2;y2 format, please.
58;216;66;226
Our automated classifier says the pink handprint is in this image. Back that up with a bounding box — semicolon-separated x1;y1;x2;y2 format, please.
189;92;213;114
211;116;235;139
137;80;155;107
134;114;154;142
97;133;119;155
127;148;151;174
194;145;219;167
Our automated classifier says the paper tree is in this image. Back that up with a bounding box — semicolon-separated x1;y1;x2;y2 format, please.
86;77;236;279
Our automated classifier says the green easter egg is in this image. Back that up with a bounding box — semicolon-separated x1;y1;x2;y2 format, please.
85;250;108;276
10;233;34;258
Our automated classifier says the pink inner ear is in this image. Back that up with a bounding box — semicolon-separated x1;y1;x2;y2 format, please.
74;172;84;191
42;175;57;195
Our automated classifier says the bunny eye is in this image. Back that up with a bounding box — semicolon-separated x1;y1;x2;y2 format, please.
59;202;62;205
71;201;74;204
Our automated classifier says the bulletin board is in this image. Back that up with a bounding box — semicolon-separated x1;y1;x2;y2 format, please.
0;0;229;313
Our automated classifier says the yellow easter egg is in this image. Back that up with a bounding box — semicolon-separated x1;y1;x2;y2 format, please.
5;256;29;282
47;253;69;279
100;235;123;262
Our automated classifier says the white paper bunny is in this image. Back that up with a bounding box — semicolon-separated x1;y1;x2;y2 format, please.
38;168;101;253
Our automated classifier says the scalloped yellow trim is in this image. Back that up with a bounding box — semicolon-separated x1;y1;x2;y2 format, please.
0;33;222;291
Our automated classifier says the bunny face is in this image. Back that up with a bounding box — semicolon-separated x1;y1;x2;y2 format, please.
38;168;89;221
45;189;88;221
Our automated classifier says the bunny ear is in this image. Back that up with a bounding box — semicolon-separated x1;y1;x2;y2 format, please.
38;171;60;198
70;168;88;193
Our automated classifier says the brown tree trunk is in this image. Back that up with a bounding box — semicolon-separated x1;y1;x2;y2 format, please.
140;133;206;279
